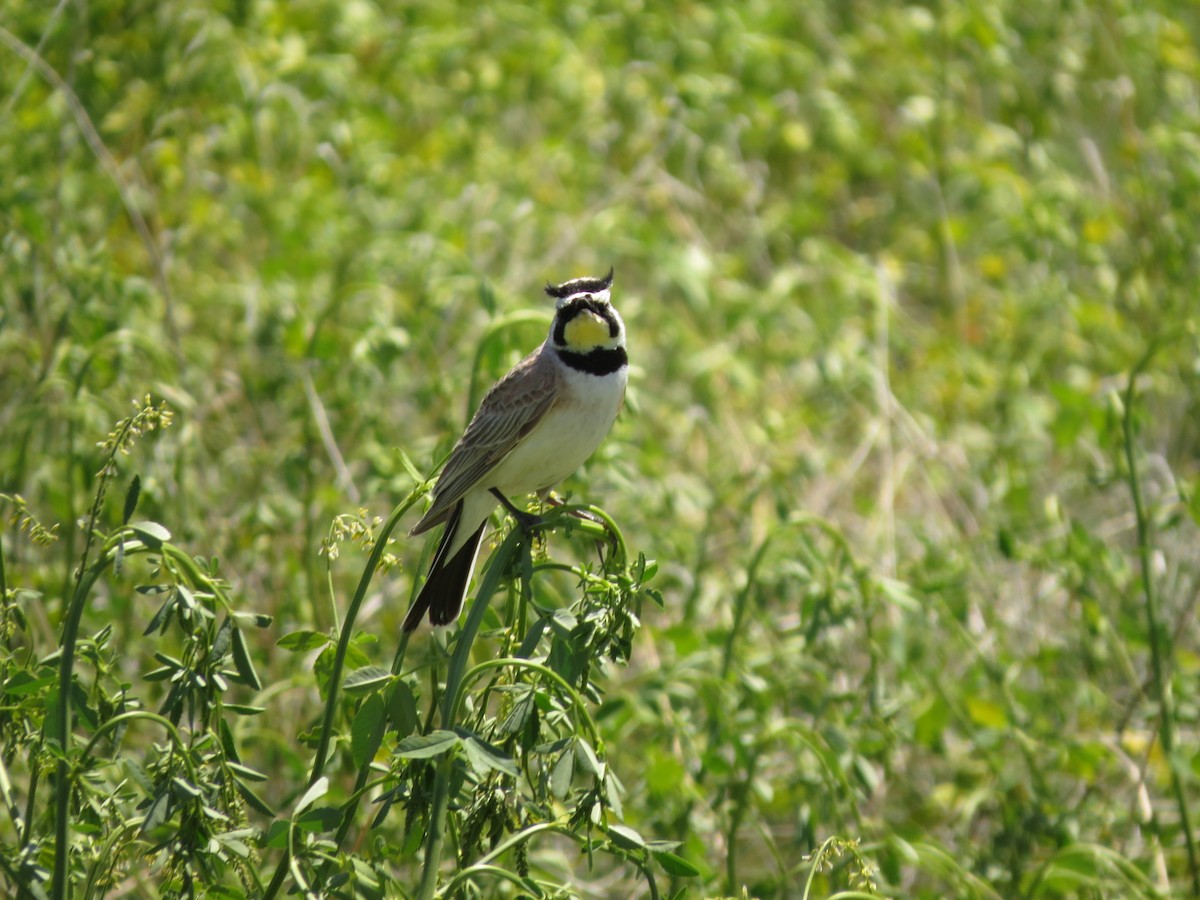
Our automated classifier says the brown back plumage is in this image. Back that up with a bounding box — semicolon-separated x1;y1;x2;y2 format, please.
410;346;563;535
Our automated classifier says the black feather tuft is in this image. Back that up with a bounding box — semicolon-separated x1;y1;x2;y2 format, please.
544;267;614;299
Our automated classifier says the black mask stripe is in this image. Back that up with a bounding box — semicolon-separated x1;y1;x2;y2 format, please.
607;313;620;338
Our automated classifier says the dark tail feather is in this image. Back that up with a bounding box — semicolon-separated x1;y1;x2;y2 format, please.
402;503;486;632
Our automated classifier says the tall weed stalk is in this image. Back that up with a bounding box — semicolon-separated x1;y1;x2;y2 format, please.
1121;347;1199;895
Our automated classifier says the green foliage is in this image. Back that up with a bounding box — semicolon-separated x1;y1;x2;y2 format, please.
2;0;1200;897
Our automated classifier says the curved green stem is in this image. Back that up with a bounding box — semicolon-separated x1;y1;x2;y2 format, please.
308;497;414;785
721;535;774;681
450;657;602;747
79;710;190;772
472;822;564;866
437;863;538;896
262;492;419;900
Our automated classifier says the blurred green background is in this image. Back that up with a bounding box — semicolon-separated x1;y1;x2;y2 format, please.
2;0;1199;896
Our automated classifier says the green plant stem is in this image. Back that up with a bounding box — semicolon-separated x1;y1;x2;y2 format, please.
21;765;38;848
52;552;109;900
725;746;759;893
570;503;628;565
262;493;416;900
416;524;528;900
326;634;410;859
82;817;142;898
310;499;408;781
722;535;773;680
417;754;454;900
472;821;562;866
438;863;540;894
1121;350;1200;896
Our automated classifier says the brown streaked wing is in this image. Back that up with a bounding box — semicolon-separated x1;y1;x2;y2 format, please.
411;348;562;534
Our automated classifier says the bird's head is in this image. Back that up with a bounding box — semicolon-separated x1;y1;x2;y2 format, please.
546;268;623;352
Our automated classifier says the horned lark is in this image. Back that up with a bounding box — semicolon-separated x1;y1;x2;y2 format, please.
402;269;627;631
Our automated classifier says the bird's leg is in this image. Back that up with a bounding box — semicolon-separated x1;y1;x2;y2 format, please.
490;488;541;532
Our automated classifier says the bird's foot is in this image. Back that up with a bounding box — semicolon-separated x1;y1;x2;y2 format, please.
490;488;542;532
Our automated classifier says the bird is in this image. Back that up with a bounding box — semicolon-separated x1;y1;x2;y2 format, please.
402;269;627;632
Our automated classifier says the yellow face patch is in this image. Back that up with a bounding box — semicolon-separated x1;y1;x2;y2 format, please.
563;310;611;349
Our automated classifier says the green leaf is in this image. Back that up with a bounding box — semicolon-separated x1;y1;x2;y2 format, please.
122;474;141;525
396;447;424;485
645;839;683;852
547;607;578;638
3;671;54;696
604;771;625;820
575;739;604;779
143;593;176;636
343;665;393;696
228;761;267;783
230;625;262;690
550;746;574;799
295;806;342;833
294;776;328;814
218;718;241;762
176;584;196;610
172;777;201;798
276;630;331;652
400;820;424;855
498;686;535;735
351;693;386;769
396;730;460;759
516;618;547;659
653;849;701;877
210;616;234;661
965;696;1007;729
461;734;519;777
129;520;170;548
607;823;645;850
877;576;921;611
225;703;266;716
141;792;171;833
214;832;251;859
388;681;419;738
263;820;291;849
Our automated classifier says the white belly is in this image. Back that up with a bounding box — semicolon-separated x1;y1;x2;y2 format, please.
488;367;626;495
